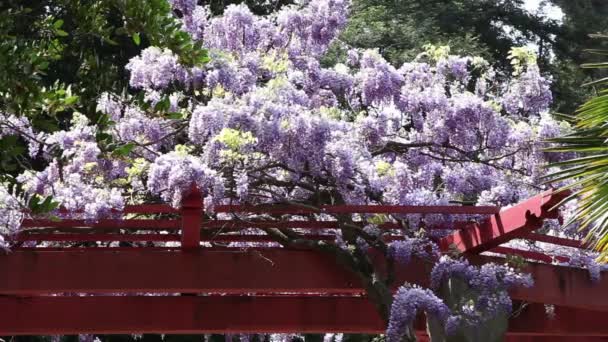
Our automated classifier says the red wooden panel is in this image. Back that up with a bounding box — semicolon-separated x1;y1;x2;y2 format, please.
0;250;364;295
202;234;336;243
0;250;605;312
525;233;587;249
21;219;180;230
215;205;499;215
201;220;458;230
506;337;608;341
0;296;384;335
202;220;341;229
439;190;568;254
491;246;570;263
508;303;608;337
181;187;203;250
14;233;181;242
471;255;608;312
1;296;607;336
123;204;180;214
12;247;180;252
25;204;180;215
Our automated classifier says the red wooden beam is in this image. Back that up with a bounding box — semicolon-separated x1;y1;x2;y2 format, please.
471;255;608;312
14;233;182;242
0;250;364;295
439;190;568;254
0;296;384;335
14;233;335;243
201;220;462;231
122;204;180;214
25;204;179;215
505;338;608;342
509;303;608;337
181;186;203;250
490;246;570;263
525;233;587;249
1;296;607;336
0;250;605;312
20;219;180;230
214;205;499;215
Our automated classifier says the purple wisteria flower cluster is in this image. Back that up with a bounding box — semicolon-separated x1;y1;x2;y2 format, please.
387;286;450;342
387;256;533;341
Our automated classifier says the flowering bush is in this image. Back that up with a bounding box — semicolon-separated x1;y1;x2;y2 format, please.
0;0;590;341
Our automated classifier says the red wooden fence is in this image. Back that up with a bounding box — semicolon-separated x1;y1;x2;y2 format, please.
0;189;604;339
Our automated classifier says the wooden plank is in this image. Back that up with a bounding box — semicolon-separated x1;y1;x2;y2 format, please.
14;233;181;242
0;250;606;312
181;187;203;250
491;246;570;263
1;296;607;336
525;233;587;249
439;190;568;254
215;205;499;215
0;250;364;295
21;219;180;230
0;296;384;335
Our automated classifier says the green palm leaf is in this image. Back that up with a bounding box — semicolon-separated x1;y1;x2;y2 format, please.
547;36;608;258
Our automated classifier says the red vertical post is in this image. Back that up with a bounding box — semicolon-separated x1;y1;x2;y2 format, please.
181;185;202;251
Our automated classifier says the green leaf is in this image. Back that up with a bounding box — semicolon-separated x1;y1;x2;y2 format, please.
53;19;64;29
132;32;141;46
64;95;79;105
165;112;183;120
111;142;136;157
55;29;69;37
28;195;60;215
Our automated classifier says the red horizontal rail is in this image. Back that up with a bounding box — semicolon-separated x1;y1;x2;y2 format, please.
1;250;605;312
11;247;181;252
506;338;608;342
525;233;587;249
507;302;608;337
491;246;570;263
202;220;460;230
21;219;180;230
440;190;568;254
123;204;180;214
202;234;335;243
14;233;338;243
0;296;384;335
214;204;499;215
0;250;366;295
0;296;606;336
30;204;180;215
14;233;182;242
201;220;341;229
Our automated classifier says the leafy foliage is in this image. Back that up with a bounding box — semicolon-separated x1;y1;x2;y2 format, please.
547;34;608;258
334;0;607;113
0;0;209;212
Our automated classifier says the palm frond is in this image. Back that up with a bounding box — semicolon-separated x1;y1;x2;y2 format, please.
547;45;608;256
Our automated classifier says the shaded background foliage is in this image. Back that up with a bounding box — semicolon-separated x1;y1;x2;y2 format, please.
338;0;608;113
0;0;206;179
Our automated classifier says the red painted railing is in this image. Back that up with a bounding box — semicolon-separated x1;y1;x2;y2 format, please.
12;189;581;258
1;189;603;338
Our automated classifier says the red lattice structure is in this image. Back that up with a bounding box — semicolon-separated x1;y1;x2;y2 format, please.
1;189;607;341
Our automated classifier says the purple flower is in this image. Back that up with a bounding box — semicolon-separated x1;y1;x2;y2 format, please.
502;64;552;116
126;47;184;90
387;286;450;342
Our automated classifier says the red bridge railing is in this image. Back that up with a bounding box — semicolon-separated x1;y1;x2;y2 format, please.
11;189;581;259
2;189;605;339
